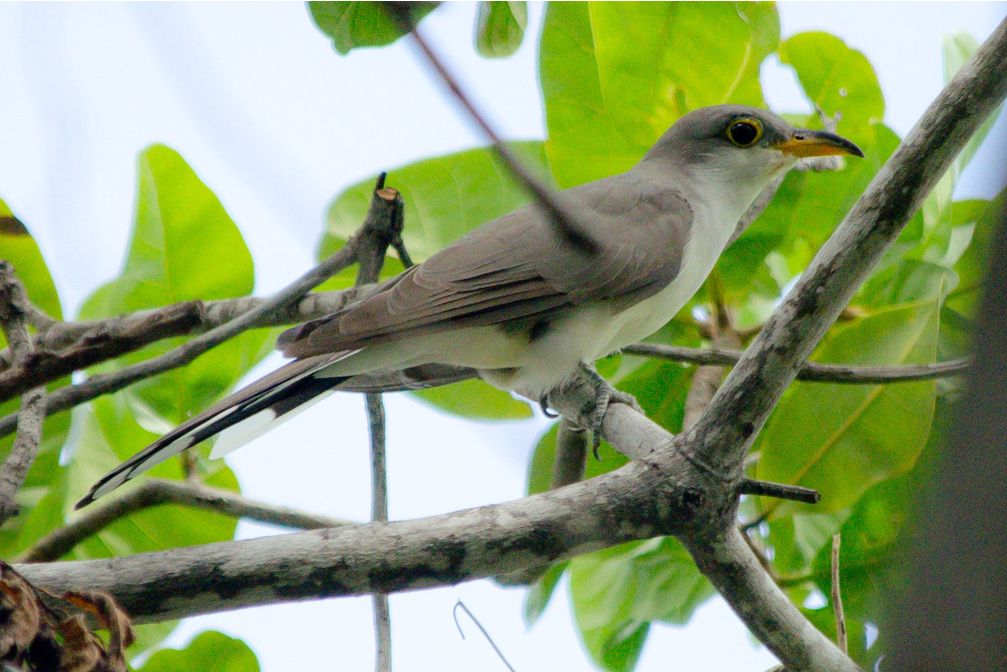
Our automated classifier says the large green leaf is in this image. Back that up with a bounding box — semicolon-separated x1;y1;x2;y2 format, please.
541;2;779;187
412;378;531;419
475;1;527;58
78;145;273;425
308;2;438;55
570;538;714;671
0;198;62;319
778;32;884;133
61;396;239;558
947;191;1005;315
137;631;260;672
943;32;1002;178
756;300;940;516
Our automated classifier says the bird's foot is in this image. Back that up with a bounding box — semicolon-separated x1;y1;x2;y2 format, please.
576;363;642;459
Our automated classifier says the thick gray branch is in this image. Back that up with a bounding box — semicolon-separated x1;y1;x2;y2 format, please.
686;17;1007;476
14;445;697;624
686;528;859;672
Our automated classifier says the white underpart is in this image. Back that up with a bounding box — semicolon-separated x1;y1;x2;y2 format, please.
317;152;795;399
210;389;335;458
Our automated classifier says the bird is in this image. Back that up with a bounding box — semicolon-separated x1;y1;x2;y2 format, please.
76;105;863;508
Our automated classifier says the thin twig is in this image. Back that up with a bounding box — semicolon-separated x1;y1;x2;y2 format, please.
0;262;48;525
625;343;971;384
355;174;403;672
389;6;597;255
739;479;821;505
831;534;847;654
452;599;517;672
0;286;380;395
0;239;363;437
18;478;353;563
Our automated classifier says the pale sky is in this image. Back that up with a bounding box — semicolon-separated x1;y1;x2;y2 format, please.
1;2;1005;670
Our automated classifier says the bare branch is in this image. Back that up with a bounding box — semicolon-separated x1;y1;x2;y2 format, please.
0;239;363;437
552;418;588;489
684;16;1007;477
739;479;821;505
392;8;599;255
686;527;860;672
352;174;402;672
18;479;353;563
626;343;970;384
0;286;379;398
0;262;47;525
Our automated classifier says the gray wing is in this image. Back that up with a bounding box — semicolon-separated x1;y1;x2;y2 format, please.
279;172;692;358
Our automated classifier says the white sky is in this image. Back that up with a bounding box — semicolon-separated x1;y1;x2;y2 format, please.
1;2;1005;671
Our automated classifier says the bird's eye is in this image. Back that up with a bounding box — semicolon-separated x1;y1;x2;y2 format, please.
727;118;762;148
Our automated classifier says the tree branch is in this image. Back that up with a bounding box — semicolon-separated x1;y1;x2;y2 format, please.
0;262;47;526
683;16;1007;477
392;7;599;254
353;173;403;672
8;19;1004;672
685;527;858;672
0;238;364;437
625;343;970;384
18;479;353;564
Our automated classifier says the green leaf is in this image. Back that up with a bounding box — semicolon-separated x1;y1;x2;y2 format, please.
756;300;941;516
412;378;531;419
97;145;255;312
948;191;1005;315
778;32;884;132
570;538;714;670
77;145;273;424
308;2;438;55
857;260;957;310
0;198;62;319
475;2;527;58
943;33;1002;174
523;560;567;626
320;142;551;265
541;2;779;187
137;631;260;672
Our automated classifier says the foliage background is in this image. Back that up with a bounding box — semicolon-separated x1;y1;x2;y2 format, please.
0;2;1005;670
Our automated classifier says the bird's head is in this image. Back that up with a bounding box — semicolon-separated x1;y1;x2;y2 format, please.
643;104;864;189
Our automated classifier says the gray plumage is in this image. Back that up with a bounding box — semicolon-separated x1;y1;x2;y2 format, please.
78;105;863;507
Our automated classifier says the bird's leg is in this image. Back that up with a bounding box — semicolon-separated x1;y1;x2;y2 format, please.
575;363;642;459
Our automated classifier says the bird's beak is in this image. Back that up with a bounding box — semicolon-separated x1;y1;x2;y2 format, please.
775;129;865;158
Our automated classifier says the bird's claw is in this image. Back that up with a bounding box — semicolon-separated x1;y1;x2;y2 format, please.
577;364;641;460
539;395;559;418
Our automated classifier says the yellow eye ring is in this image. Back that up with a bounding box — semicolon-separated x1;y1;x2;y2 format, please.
726;117;763;148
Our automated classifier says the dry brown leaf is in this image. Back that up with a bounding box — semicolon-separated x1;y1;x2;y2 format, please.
0;564;42;661
0;562;135;671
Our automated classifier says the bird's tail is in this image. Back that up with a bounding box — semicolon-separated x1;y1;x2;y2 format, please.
75;353;475;509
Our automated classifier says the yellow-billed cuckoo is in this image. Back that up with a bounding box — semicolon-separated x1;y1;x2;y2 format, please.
77;105;862;507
